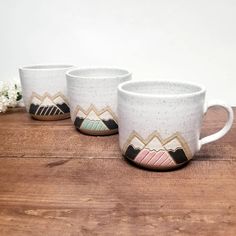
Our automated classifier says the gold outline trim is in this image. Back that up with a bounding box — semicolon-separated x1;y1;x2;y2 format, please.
28;92;69;108
72;104;118;123
123;131;192;160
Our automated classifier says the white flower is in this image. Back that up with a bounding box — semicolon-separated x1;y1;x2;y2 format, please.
0;81;4;92
0;81;9;96
0;80;23;113
0;95;9;113
7;85;18;107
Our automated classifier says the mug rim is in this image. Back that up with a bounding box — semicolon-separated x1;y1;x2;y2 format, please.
66;67;132;80
118;80;206;98
19;64;74;71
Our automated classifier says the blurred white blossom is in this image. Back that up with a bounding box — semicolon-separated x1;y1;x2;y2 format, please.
0;80;22;113
0;95;8;112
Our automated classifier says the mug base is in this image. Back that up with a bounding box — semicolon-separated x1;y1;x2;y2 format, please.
124;156;190;171
77;128;118;136
31;113;70;121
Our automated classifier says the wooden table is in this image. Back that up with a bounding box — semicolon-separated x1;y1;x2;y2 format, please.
0;108;235;236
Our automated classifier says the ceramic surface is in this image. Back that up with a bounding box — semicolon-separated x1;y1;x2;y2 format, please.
66;68;132;135
19;64;74;121
118;80;234;170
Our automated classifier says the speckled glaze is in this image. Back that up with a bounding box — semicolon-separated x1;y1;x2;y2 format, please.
118;80;234;170
66;68;132;135
19;65;74;121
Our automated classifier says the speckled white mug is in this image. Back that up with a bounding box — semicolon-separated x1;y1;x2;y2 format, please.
19;64;74;120
66;68;132;135
118;80;234;170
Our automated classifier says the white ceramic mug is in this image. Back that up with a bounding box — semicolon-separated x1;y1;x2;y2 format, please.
118;80;234;170
66;68;132;135
19;64;74;121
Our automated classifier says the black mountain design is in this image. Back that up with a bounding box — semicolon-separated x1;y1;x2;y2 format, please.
125;145;141;160
57;103;70;113
29;104;39;115
168;148;188;164
29;92;70;117
29;102;70;116
74;117;84;128
102;119;118;130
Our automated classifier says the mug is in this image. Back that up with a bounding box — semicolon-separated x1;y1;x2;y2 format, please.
66;68;132;135
118;80;234;170
19;64;74;121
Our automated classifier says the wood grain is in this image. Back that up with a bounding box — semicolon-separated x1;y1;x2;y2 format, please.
0;158;235;236
0;108;235;235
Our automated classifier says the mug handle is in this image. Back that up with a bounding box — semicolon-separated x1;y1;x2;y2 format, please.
198;100;234;150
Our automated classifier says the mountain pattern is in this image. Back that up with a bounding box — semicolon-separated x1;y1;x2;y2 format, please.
123;131;192;169
73;105;118;132
29;92;70;116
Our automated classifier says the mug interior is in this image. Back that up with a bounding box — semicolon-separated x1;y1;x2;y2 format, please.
22;65;73;70
120;81;205;97
67;68;130;79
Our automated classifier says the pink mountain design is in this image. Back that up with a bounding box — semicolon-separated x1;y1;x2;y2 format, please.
124;132;191;169
134;149;176;168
